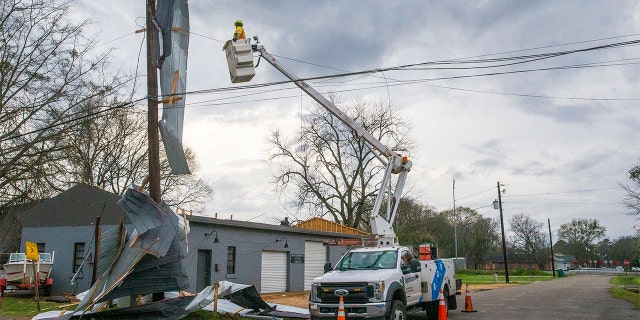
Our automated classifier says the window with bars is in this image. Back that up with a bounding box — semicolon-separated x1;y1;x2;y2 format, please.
226;246;236;275
73;243;85;273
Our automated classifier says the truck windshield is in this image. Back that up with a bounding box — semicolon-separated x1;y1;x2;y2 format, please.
336;251;397;270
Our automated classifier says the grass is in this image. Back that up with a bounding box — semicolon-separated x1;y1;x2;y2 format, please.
0;296;71;318
456;268;555;285
609;274;640;309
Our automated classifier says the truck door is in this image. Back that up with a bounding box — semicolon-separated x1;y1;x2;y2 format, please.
400;249;421;305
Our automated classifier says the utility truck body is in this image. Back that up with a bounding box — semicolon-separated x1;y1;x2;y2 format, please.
309;247;457;320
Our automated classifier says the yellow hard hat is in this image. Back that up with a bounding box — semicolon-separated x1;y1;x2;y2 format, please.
234;20;243;26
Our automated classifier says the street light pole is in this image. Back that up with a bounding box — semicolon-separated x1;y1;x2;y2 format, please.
453;179;458;258
493;181;509;283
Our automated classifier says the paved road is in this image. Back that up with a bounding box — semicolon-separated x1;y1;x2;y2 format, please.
409;274;638;319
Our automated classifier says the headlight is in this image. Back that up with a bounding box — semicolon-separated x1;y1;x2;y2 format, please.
310;283;321;302
369;281;384;302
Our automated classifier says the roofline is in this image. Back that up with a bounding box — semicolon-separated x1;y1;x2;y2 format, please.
187;215;363;239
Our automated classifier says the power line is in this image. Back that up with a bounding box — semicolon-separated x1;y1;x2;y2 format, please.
503;187;619;198
456;187;495;201
0;99;145;143
7;32;640;142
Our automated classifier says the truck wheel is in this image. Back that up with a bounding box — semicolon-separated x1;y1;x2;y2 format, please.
425;287;450;320
439;288;450;317
425;301;437;320
386;300;405;320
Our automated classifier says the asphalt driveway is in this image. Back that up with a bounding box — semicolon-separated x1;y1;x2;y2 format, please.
409;274;638;319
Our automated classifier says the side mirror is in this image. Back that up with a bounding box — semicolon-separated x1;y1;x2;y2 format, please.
410;259;421;273
324;262;332;273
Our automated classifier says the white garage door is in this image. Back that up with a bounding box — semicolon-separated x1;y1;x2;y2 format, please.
304;241;326;290
261;251;288;293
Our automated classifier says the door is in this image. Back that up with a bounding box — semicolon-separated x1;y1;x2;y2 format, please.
400;249;421;305
261;251;287;293
304;241;326;290
196;250;212;292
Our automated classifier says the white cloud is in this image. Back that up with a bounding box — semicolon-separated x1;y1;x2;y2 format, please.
72;0;640;238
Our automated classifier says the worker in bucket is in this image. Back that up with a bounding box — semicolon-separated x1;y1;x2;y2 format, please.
233;19;246;41
223;19;246;50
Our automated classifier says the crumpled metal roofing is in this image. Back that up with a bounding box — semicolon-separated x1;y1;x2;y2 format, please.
71;185;189;314
156;0;191;174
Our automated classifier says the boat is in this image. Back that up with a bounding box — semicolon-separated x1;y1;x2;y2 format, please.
0;252;54;296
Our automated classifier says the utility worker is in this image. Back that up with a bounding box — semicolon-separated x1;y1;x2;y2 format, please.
402;252;412;266
233;19;246;41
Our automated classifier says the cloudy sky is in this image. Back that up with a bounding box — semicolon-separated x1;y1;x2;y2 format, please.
72;1;640;239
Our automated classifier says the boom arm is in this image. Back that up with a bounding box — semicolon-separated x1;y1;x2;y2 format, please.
241;41;411;245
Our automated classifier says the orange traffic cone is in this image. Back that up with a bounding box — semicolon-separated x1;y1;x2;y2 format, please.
461;284;477;313
337;295;346;320
437;289;448;320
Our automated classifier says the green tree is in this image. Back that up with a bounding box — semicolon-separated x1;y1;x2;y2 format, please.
557;218;606;265
441;207;499;268
394;197;440;250
268;98;412;229
608;235;640;266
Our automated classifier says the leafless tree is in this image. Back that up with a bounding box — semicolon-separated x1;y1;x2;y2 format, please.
268;98;412;229
509;213;548;269
1;1;212;214
59;96;212;211
0;0;126;206
621;163;640;234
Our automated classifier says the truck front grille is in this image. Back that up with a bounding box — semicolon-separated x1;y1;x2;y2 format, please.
317;282;372;304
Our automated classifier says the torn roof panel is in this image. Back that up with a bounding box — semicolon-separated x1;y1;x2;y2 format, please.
158;0;190;174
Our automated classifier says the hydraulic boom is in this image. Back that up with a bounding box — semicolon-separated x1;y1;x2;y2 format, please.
225;37;412;245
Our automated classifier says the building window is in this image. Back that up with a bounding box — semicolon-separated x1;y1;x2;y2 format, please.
37;243;45;253
73;243;85;273
227;246;236;274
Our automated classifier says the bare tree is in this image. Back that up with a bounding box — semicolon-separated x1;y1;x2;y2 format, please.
0;1;212;213
268;98;412;229
509;213;548;269
0;0;126;206
621;163;640;234
60;97;212;211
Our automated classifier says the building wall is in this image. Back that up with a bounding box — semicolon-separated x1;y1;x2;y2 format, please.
21;225;97;294
186;221;350;293
20;220;353;295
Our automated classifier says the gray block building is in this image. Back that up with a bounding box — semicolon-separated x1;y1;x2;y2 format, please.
16;184;362;295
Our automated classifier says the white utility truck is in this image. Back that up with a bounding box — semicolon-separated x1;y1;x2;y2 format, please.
224;36;459;320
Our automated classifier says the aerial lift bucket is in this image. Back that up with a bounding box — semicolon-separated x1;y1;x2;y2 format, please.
224;39;255;83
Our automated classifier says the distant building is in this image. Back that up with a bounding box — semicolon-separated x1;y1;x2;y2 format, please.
17;184;360;294
480;253;551;271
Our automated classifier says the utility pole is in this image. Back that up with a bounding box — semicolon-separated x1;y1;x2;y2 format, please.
494;181;509;283
146;0;161;204
453;179;458;258
549;218;556;278
146;0;163;302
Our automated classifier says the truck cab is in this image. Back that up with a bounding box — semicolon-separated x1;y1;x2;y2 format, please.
309;246;456;320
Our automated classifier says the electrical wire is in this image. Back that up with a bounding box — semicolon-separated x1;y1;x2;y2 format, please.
6;30;640;143
503;187;619;198
0;99;145;142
